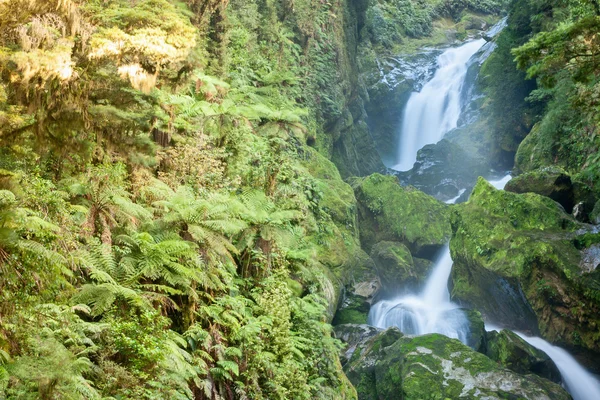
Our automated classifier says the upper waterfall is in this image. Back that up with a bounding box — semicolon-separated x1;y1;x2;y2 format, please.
394;39;486;171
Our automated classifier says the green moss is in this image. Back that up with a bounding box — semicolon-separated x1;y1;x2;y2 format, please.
573;232;600;250
485;329;560;382
333;309;368;325
354;173;451;253
450;178;600;354
345;331;570;400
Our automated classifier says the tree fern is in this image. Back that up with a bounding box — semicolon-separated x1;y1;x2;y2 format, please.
155;186;247;263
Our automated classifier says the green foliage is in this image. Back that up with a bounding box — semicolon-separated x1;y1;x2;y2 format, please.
0;0;368;398
500;0;600;191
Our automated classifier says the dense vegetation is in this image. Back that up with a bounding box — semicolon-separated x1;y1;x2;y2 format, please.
2;0;600;398
481;0;600;186
0;0;366;398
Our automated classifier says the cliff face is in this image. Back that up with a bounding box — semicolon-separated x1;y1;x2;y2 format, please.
321;0;386;177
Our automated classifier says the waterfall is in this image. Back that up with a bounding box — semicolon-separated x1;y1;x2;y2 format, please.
394;39;486;171
368;245;470;344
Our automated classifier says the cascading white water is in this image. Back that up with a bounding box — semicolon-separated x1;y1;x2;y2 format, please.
516;334;600;400
394;39;486;171
485;323;600;400
445;188;466;204
368;245;470;343
488;174;512;190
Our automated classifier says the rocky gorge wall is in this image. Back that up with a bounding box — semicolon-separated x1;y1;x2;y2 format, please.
324;0;600;398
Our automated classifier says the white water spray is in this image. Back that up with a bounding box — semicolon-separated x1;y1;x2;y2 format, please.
487;174;512;190
394;39;486;171
368;245;470;343
445;188;466;204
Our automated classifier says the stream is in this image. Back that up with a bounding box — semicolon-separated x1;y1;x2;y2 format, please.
368;31;600;400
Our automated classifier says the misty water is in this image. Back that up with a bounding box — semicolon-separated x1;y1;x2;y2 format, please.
371;33;600;399
394;39;486;171
368;245;470;343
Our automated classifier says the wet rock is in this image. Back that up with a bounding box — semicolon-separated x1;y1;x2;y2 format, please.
352;173;451;257
463;309;486;352
485;329;561;383
344;330;571;400
396;139;488;201
334;324;384;366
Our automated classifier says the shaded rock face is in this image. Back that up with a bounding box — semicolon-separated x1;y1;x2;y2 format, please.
352;173;451;258
342;329;571;400
485;329;561;383
332;96;386;177
334;324;384;366
452;260;540;333
325;0;385;178
450;178;600;368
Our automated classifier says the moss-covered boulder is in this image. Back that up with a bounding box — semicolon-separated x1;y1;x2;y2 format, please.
464;308;486;352
485;329;561;383
353;174;451;257
514;122;554;174
450;178;600;364
505;166;575;212
370;241;434;294
343;330;570;400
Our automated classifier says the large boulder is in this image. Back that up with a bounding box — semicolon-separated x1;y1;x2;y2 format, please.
505;166;574;212
353;174;451;257
343;329;570;400
504;166;597;219
485;329;561;383
369;241;434;294
450;178;600;368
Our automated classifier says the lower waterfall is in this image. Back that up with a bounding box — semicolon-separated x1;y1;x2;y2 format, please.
367;245;470;344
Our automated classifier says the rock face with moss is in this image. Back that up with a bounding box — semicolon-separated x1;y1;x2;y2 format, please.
342;328;570;400
485;329;561;382
301;147;376;319
353;174;451;257
450;178;600;366
506;166;597;221
370;241;435;294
